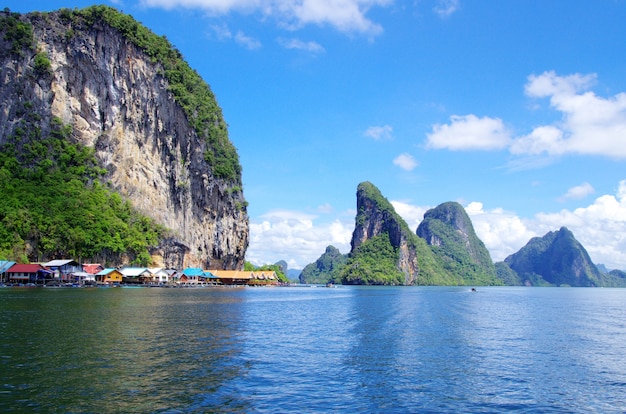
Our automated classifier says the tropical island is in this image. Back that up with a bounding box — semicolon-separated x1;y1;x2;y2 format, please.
299;182;626;287
1;6;625;288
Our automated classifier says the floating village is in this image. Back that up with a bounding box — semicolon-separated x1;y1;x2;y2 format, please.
0;259;280;287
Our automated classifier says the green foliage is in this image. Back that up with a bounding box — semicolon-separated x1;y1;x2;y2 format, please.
410;235;461;286
598;269;626;288
352;182;459;286
504;227;601;287
71;6;241;182
341;234;405;285
0;117;165;266
246;262;288;283
355;182;397;227
33;51;51;75
0;11;34;56
417;203;501;286
495;261;523;285
299;245;347;284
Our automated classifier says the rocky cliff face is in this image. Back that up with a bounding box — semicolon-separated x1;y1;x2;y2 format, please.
351;182;421;284
418;202;474;252
0;8;248;269
503;227;601;286
417;202;498;284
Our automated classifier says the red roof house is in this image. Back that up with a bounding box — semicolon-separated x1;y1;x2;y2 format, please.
83;264;104;275
6;264;47;283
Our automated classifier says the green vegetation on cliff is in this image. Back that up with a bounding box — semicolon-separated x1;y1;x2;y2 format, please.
299;245;347;284
0;9;34;55
346;182;458;286
342;233;405;285
503;227;605;287
495;262;523;285
0;7;246;266
417;202;501;285
601;269;626;287
0;116;165;265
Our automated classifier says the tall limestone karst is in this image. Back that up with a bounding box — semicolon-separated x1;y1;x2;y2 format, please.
502;227;601;286
417;201;500;285
343;181;454;285
0;7;248;269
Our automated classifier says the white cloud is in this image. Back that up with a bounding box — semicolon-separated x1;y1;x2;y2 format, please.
525;71;596;99
393;153;418;171
278;37;325;53
210;22;232;40
433;0;459;18
234;31;262;49
288;0;389;35
390;200;429;232
559;182;595;201
247;209;352;269
426;114;512;151
209;23;260;48
509;125;565;156
317;203;333;214
532;182;626;269
518;71;626;158
364;124;393;140
465;205;538;262
141;0;392;35
428;72;626;159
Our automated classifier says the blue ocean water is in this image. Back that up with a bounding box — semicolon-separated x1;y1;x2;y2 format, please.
1;286;625;412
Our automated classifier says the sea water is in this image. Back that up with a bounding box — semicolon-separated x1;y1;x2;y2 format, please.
1;286;625;413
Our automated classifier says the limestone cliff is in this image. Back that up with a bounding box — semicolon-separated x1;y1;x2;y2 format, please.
347;182;453;285
417;202;499;285
0;7;248;269
503;227;600;286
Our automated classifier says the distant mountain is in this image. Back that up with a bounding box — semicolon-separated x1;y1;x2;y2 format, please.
603;269;626;287
274;260;288;276
273;260;301;282
596;263;610;274
287;269;302;281
417;202;500;285
299;246;347;284
502;227;602;286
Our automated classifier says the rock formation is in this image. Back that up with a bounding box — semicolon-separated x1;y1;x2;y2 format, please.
346;182;454;285
503;227;601;286
417;201;499;284
0;7;248;269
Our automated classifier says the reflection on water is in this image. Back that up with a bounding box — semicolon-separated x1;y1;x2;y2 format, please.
0;288;248;413
1;286;626;413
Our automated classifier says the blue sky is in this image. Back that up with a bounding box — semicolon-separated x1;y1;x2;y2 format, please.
9;0;626;270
